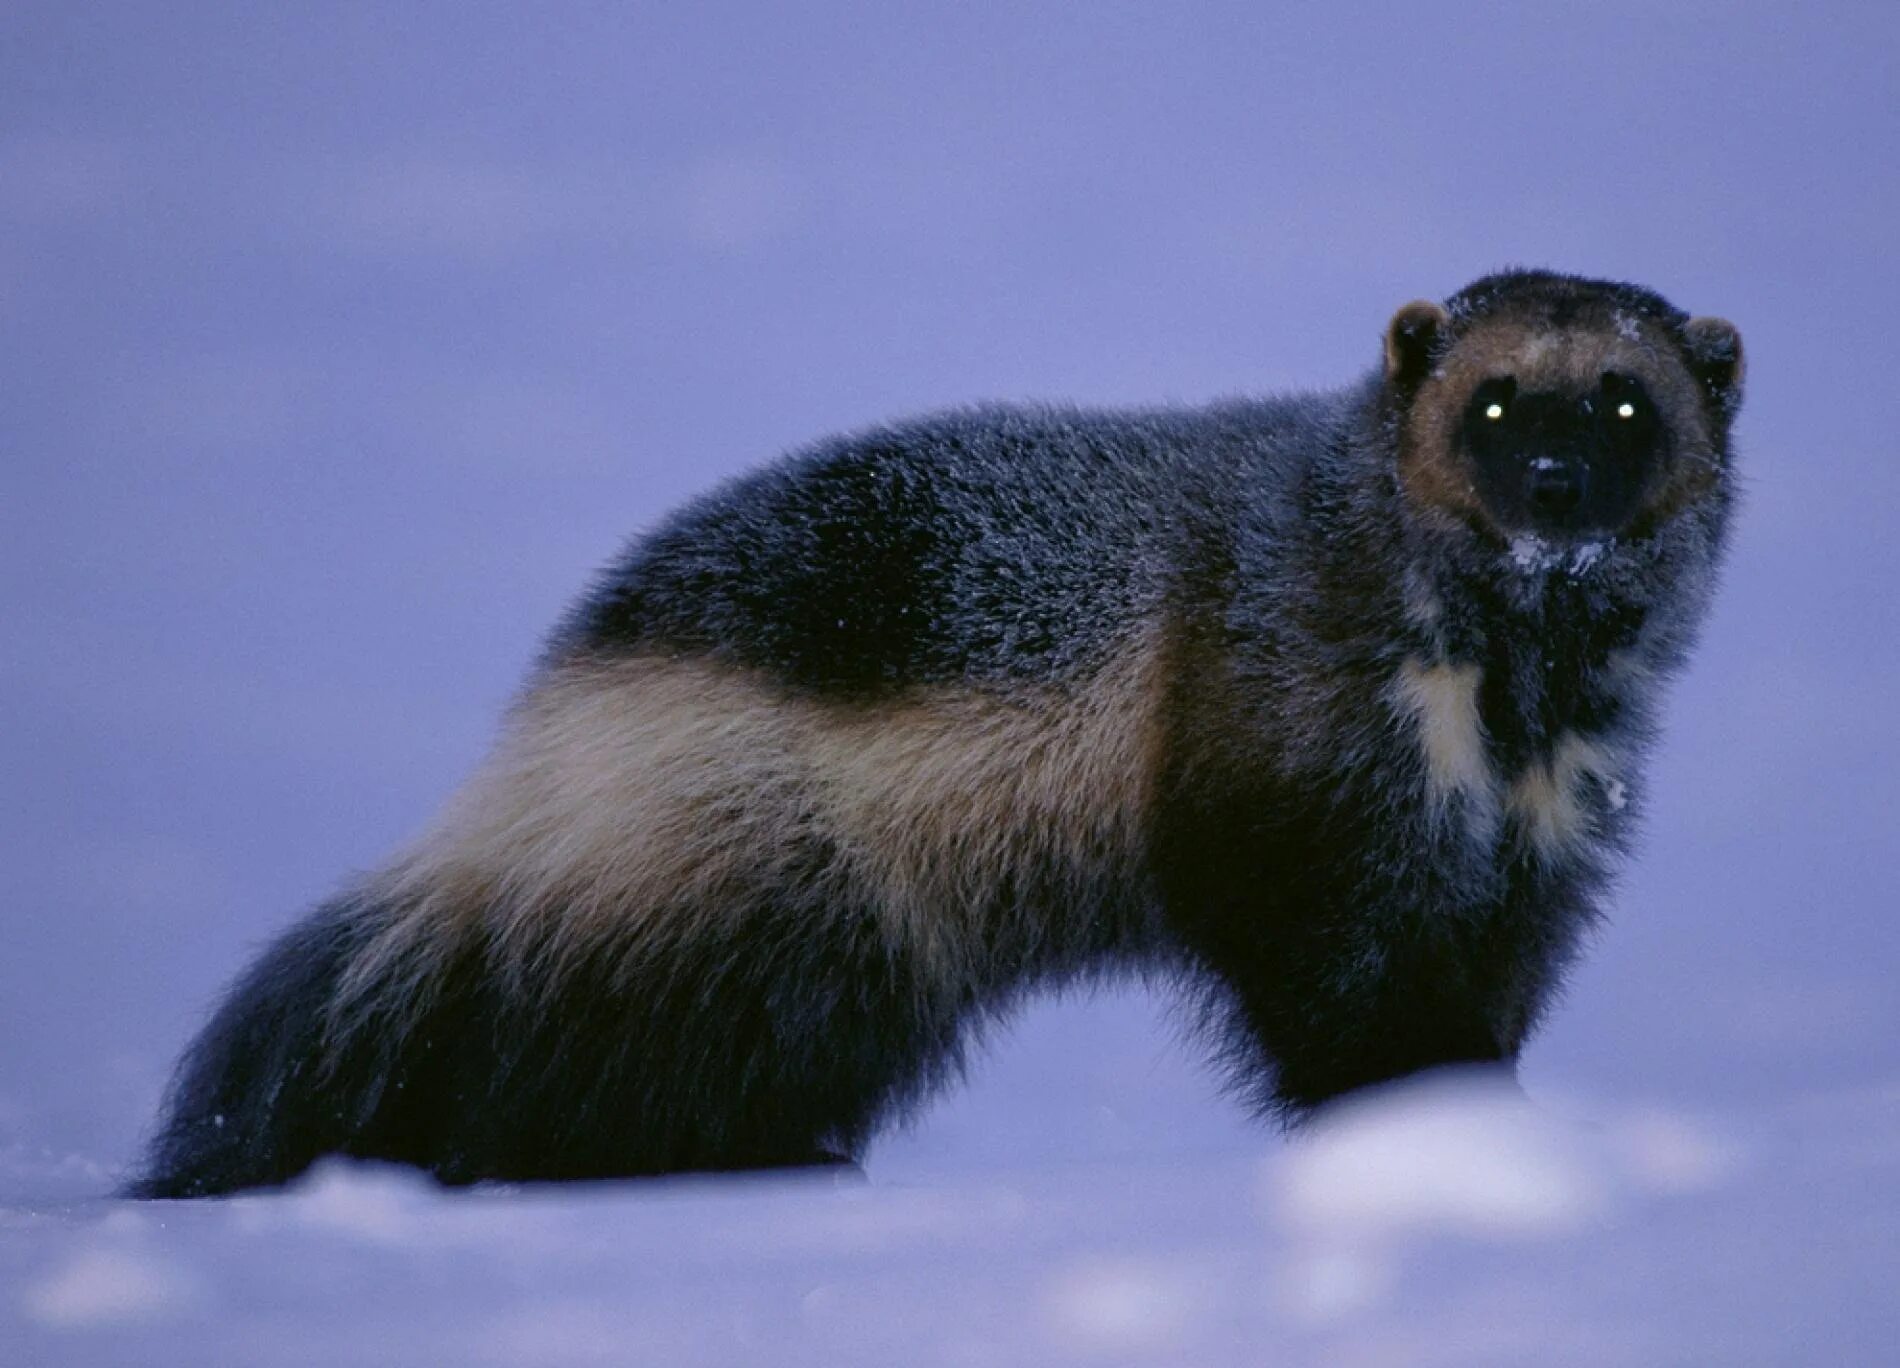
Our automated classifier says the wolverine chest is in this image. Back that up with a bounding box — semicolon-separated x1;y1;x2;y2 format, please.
1388;649;1634;866
1382;555;1653;861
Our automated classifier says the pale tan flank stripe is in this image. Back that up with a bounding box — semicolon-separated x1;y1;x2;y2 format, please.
334;636;1167;1025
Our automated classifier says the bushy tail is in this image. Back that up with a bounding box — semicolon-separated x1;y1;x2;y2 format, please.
128;895;406;1198
129;878;969;1195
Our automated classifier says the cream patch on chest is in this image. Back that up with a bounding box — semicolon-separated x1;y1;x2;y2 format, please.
1392;656;1500;839
1507;731;1621;858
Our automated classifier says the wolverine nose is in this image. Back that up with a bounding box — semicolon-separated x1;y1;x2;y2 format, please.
1526;457;1584;518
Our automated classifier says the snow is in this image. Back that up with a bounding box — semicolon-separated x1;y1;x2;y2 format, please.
1507;535;1561;574
7;3;1900;1364
1600;1110;1737;1194
2;1076;1895;1366
1274;1075;1610;1237
1565;540;1610;574
1507;536;1612;578
1041;1256;1203;1352
19;1245;199;1329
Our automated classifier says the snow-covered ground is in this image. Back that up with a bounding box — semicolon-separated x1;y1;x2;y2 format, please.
7;1071;1896;1366
5;4;1898;1364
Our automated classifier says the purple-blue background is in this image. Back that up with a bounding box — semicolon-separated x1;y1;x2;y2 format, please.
2;4;1896;1358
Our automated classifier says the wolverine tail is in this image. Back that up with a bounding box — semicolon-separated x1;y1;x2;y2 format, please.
129;874;970;1196
127;893;433;1198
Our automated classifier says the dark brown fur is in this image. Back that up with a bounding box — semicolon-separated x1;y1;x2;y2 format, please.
133;271;1742;1195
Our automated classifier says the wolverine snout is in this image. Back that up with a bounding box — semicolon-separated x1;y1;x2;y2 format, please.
1525;456;1584;521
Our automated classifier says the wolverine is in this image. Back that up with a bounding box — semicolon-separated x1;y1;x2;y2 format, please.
132;270;1743;1196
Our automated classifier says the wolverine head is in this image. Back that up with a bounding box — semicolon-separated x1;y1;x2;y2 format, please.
1383;270;1743;547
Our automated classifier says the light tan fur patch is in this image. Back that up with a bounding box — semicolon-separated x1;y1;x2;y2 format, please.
1506;731;1618;859
1604;647;1657;689
335;637;1168;1025
1391;656;1499;838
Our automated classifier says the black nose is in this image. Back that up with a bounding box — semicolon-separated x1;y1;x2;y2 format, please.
1526;458;1584;517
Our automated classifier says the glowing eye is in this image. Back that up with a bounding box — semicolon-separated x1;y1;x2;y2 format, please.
1615;401;1636;419
1484;403;1505;421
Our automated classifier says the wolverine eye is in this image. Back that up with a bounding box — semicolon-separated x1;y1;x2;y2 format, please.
1466;377;1516;430
1600;371;1649;422
1597;372;1658;455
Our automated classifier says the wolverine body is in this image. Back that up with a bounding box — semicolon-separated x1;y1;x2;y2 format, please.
136;270;1743;1196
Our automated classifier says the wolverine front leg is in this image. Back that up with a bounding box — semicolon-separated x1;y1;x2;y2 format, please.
1152;709;1591;1115
1205;912;1523;1115
1157;823;1541;1114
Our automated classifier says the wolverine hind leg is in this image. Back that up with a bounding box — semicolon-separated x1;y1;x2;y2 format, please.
130;879;968;1195
461;883;972;1181
131;652;1008;1196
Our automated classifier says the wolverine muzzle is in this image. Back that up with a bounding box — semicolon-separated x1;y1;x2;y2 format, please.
1526;457;1585;520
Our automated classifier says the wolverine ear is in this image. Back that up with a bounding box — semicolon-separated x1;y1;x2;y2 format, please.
1682;316;1744;416
1384;300;1449;388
